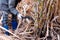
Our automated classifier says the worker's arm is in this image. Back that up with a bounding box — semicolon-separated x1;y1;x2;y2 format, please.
8;0;23;19
8;0;19;15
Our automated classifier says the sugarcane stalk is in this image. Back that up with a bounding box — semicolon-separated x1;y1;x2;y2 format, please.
0;26;20;39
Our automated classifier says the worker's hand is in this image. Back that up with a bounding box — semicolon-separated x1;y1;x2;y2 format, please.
17;13;23;20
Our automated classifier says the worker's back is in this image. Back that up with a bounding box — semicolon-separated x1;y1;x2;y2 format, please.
0;0;9;11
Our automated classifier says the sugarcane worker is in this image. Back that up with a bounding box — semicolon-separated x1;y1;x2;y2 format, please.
0;0;22;35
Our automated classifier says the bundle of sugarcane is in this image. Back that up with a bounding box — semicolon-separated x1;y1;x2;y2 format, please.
15;0;60;40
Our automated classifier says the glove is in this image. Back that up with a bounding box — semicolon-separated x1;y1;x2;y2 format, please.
17;13;23;19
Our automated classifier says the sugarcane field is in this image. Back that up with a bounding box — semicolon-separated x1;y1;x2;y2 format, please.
0;0;60;40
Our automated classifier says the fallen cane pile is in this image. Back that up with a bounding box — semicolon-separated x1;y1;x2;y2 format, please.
0;0;60;40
